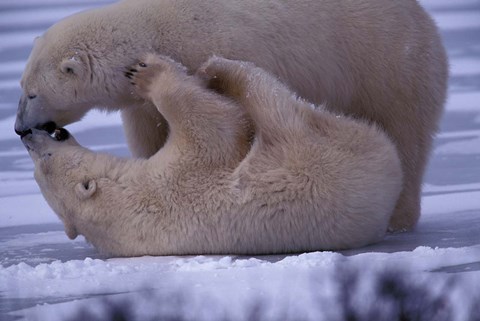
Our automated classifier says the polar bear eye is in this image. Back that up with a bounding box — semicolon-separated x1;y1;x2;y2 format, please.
27;94;37;100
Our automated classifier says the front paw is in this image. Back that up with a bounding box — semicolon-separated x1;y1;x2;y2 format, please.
197;56;254;97
125;54;188;100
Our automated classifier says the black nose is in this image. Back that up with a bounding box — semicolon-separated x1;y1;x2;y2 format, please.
15;128;32;138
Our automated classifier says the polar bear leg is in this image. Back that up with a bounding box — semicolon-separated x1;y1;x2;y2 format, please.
121;106;169;158
200;57;303;141
388;129;425;231
126;54;249;161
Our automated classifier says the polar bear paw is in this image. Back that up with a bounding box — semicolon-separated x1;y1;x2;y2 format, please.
125;53;188;100
198;56;257;99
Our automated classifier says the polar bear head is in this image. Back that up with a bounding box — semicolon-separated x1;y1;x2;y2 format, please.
22;128;98;239
15;12;139;136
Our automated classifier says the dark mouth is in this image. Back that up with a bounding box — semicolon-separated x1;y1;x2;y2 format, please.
15;121;57;138
17;128;32;138
40;121;57;134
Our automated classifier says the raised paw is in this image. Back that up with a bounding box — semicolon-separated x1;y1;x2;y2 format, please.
197;56;256;98
125;54;188;100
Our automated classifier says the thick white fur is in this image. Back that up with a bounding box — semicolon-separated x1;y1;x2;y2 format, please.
16;0;447;230
23;56;402;256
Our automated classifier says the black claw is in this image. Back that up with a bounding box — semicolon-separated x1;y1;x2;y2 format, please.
129;68;138;73
124;72;133;78
130;82;136;86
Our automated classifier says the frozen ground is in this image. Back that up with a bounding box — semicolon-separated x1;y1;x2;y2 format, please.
0;0;479;320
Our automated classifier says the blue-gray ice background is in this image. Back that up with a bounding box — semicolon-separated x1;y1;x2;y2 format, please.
0;0;479;320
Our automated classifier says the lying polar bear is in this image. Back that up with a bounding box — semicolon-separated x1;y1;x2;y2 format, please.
23;55;402;256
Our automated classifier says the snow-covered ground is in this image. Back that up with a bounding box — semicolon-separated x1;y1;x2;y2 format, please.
1;1;479;320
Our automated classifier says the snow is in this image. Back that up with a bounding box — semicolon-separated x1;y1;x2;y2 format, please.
422;191;480;215
430;12;480;31
1;194;58;226
446;92;480;112
0;7;96;29
0;61;25;75
420;0;480;9
1;0;480;320
450;58;480;77
0;31;45;52
435;137;480;155
2;248;480;320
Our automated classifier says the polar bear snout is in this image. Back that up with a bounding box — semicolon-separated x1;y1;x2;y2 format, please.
21;127;72;154
21;129;48;153
15;120;57;137
14;92;58;136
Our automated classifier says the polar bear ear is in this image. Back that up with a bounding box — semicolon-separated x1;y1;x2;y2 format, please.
60;57;84;77
75;179;97;200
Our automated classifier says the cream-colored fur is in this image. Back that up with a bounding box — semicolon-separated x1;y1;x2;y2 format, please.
15;0;447;231
23;55;402;256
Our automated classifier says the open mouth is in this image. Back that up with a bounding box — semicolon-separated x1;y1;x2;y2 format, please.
15;121;57;138
17;128;33;138
19;127;70;142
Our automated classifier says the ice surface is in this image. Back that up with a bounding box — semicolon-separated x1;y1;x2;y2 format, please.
431;12;480;31
0;0;479;320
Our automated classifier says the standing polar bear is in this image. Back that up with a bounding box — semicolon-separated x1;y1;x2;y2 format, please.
15;0;448;231
23;55;402;255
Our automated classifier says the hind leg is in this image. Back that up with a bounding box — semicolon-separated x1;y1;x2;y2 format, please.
387;121;431;232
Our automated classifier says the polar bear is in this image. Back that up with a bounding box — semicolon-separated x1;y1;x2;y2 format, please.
22;55;402;256
15;0;447;231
